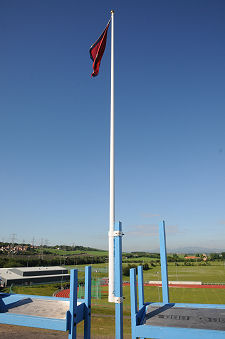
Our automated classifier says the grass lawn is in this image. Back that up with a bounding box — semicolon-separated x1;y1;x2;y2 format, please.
123;256;159;262
38;248;108;256
122;262;225;283
76;314;131;338
167;264;225;283
6;283;60;296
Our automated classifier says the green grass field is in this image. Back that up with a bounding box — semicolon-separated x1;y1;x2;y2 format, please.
9;263;225;306
10;283;225;305
144;262;225;283
167;263;225;283
37;248;108;256
8;284;58;296
68;261;225;283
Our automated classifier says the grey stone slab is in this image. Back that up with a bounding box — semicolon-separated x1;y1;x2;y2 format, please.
7;298;70;319
144;305;225;331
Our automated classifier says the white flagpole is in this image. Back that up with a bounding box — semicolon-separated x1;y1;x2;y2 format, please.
108;9;115;303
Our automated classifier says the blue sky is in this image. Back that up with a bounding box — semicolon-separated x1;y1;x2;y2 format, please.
0;0;225;251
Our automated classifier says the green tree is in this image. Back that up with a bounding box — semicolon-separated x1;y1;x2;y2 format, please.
123;264;137;276
143;263;150;270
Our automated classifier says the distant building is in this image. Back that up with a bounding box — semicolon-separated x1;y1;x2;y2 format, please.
0;266;70;287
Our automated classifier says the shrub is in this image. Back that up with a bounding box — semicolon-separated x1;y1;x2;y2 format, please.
123;264;137;276
143;263;150;270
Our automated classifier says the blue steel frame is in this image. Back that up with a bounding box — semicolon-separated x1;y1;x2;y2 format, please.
130;221;225;338
0;266;91;339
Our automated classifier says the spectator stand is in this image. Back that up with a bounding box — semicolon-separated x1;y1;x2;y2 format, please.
0;266;91;339
130;221;225;338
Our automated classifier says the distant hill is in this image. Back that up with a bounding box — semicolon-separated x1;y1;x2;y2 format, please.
147;247;224;254
170;247;224;254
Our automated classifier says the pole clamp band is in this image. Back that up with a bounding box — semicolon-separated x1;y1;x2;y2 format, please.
108;231;124;237
114;296;123;304
114;230;123;237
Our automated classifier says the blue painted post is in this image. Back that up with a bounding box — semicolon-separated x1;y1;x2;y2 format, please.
137;266;144;309
130;268;137;339
159;220;169;304
114;221;123;339
84;266;91;339
69;269;78;339
137;266;145;339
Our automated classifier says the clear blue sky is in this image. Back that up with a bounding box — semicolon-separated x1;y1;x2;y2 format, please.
0;0;225;251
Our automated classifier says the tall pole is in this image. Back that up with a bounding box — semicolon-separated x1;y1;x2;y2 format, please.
108;9;115;303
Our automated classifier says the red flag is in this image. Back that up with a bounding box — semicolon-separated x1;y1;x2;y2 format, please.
89;21;110;77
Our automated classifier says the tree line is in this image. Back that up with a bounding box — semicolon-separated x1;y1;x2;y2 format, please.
0;255;107;268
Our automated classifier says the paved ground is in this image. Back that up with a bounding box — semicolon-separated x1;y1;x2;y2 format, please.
0;324;119;339
0;325;68;338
